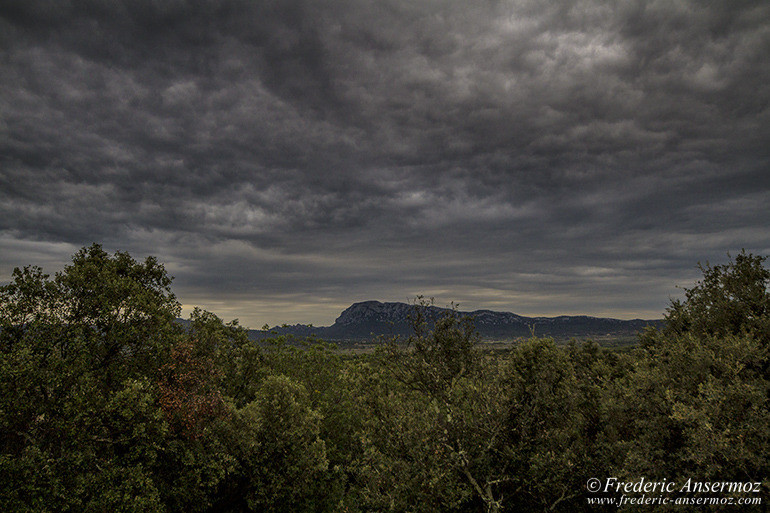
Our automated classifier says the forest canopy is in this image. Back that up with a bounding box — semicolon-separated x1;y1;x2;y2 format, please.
1;245;768;512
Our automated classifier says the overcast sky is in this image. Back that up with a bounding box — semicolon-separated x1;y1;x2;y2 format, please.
1;0;769;328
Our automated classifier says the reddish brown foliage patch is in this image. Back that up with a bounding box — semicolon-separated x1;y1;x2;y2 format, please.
157;338;226;439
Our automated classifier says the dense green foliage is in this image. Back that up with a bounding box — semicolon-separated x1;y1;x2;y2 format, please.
1;245;768;511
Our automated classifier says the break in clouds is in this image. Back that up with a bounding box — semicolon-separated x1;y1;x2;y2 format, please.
1;0;769;326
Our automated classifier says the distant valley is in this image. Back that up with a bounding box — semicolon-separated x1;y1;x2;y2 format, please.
251;300;663;342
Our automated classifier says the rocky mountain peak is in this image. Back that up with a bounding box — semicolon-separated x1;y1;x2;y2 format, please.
334;301;418;326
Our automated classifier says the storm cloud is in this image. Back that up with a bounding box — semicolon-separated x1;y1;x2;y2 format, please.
2;0;769;326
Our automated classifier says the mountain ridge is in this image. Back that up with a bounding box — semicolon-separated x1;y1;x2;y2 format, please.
253;300;664;341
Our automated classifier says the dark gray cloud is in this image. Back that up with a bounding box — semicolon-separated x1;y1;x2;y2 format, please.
1;0;769;326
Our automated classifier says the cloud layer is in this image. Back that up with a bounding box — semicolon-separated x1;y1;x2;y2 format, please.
2;0;769;326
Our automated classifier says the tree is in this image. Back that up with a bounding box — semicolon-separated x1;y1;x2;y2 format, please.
621;252;770;507
662;250;769;343
0;245;347;512
381;298;480;399
356;303;509;512
497;338;585;512
0;244;196;512
214;375;330;512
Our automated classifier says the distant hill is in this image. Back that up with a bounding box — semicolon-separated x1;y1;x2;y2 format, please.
251;300;664;342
